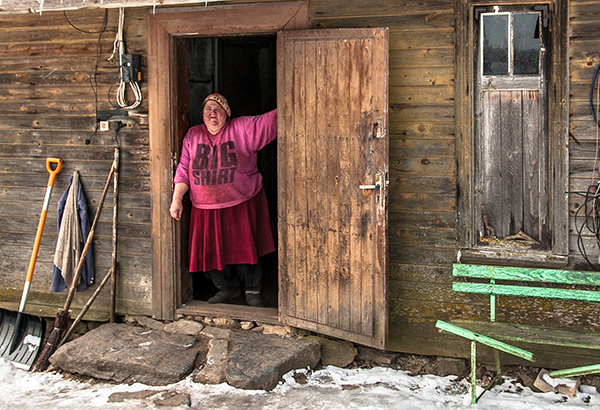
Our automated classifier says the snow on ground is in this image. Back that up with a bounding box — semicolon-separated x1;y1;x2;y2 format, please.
1;359;600;409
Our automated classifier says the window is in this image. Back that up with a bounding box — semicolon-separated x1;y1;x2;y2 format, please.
456;2;568;265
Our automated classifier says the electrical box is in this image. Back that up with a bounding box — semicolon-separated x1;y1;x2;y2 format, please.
121;54;142;83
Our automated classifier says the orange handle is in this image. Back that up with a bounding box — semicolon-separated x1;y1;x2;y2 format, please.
22;158;62;288
46;157;62;187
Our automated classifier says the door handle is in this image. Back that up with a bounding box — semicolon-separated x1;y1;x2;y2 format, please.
359;183;380;190
359;173;383;205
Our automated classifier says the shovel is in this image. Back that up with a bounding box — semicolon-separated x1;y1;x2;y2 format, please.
0;158;62;370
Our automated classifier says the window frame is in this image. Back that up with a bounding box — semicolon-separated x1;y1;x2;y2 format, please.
455;0;569;267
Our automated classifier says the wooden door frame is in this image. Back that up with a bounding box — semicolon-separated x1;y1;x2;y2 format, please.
147;1;309;320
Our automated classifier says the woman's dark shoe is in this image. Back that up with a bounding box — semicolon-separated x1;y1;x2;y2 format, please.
208;289;241;304
245;290;264;307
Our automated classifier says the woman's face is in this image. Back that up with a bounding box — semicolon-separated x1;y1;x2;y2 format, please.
203;101;228;135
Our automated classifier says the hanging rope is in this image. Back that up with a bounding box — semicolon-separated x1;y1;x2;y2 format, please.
108;8;142;110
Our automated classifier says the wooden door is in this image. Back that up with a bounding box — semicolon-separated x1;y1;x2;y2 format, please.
277;28;389;348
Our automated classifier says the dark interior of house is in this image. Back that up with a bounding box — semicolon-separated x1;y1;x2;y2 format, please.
186;35;279;308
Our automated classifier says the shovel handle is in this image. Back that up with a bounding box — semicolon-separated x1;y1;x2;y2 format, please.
46;158;62;187
21;158;62;308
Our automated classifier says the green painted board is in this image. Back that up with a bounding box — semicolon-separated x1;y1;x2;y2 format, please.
549;364;600;378
435;320;535;362
452;282;600;303
453;264;600;286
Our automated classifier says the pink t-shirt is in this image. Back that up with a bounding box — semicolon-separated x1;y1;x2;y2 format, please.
174;109;277;209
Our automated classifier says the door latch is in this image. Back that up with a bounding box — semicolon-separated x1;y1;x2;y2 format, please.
359;173;383;205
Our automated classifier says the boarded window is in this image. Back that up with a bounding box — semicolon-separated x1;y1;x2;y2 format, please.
474;6;548;248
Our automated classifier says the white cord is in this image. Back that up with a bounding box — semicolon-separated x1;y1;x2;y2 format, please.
110;8;142;110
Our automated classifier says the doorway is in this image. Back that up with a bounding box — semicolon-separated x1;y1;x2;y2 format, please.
181;35;279;308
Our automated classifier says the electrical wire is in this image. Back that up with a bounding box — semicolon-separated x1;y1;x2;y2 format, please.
590;63;600;126
109;8;142;110
573;63;600;269
574;185;600;271
63;9;113;144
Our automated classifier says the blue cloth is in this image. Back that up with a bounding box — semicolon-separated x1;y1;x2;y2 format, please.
50;174;94;292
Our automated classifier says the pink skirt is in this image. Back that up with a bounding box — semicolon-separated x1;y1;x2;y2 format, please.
188;188;276;272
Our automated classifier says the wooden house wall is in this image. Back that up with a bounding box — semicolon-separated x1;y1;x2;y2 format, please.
2;0;600;369
0;8;153;319
569;0;600;266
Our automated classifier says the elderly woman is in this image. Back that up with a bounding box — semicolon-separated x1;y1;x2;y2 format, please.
170;93;277;307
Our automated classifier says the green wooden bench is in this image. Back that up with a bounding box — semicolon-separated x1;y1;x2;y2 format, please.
436;263;600;404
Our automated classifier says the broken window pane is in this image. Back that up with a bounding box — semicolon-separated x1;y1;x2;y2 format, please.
482;14;508;75
514;13;540;75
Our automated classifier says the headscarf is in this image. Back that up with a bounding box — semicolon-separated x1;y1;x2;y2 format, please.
203;93;231;118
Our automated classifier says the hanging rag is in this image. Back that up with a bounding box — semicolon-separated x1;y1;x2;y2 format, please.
51;170;95;292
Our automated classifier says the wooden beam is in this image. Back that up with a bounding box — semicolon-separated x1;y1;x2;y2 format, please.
0;0;226;14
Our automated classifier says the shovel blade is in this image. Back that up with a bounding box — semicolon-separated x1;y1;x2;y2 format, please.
0;308;45;370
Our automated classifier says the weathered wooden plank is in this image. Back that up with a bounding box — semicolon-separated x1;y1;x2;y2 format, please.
522;90;540;239
570;159;600;178
0;128;149;146
389;104;454;121
389;262;451;283
324;36;341;331
0;102;95;116
390;175;455;195
390;226;454;247
292;37;308;322
348;37;363;335
0;144;149;163
389;67;453;88
388;319;600;370
0;85;107;101
449;320;600;351
0;250;151;286
390;85;454;105
389;294;600;327
0;56;114;73
389;281;466;304
0;174;150;194
0;0;223;14
390;156;454;175
389;193;454;214
389;244;456;266
0;216;151;240
568;137;600;158
390;49;454;69
177;300;279;325
278;30;296;320
310;0;453;17
0;71;119;87
388;120;454;139
388;28;453;50
389;210;455;230
314;38;329;327
0;115;97;130
390;137;454;157
311;12;454;31
0;202;150;226
336;36;352;333
570;1;600;22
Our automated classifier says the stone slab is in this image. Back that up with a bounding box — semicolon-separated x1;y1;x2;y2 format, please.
50;323;200;385
225;331;320;390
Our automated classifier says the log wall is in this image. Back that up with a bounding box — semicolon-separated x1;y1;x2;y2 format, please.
1;0;600;369
0;8;152;319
